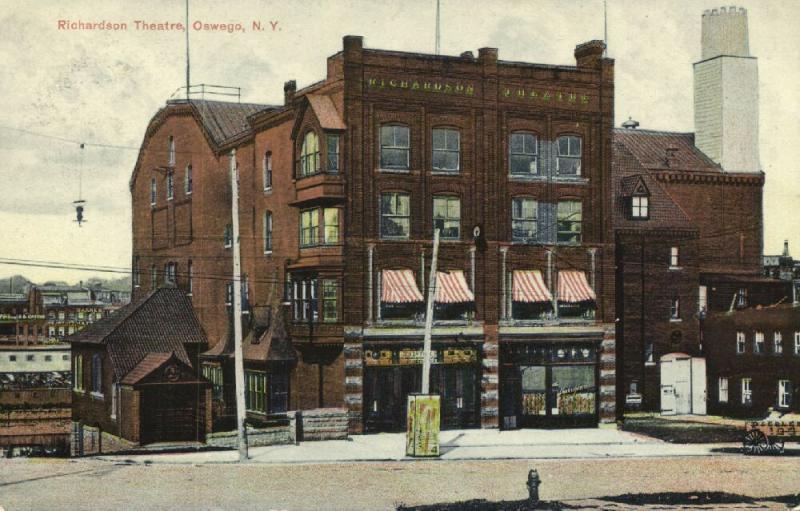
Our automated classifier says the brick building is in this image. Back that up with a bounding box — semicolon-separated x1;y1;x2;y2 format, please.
68;287;211;454
612;6;766;412
130;36;618;433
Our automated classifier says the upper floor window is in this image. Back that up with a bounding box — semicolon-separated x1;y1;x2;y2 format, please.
264;211;273;253
774;331;783;354
380;192;410;239
300;209;319;247
327;135;340;173
698;285;707;314
433;196;460;240
292;277;318;322
509;132;538;176
511;198;538;243
741;378;752;405
380;125;410;170
557;200;582;244
670;246;680;267
166;171;174;200
631;196;649;219
184;164;193;195
299;131;320;177
736;288;748;308
187;260;193;295
556;135;582;176
322;279;338;322
226;281;233;307
432;128;459;172
263;152;272;190
168;135;175;166
670;297;680;320
133;256;141;287
718;377;728;403
323;208;339;244
150;178;157;206
150;266;157;289
73;354;84;391
224;224;233;249
795;331;800;355
736;332;745;354
91;353;103;395
754;331;765;354
164;262;177;284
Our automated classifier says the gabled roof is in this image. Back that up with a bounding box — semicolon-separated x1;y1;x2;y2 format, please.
186;100;272;146
306;94;346;130
620;175;650;197
120;352;173;385
243;307;296;363
612;129;721;173
67;287;207;380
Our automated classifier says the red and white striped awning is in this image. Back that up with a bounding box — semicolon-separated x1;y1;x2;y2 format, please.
381;269;424;303
512;270;552;303
557;271;596;303
435;270;474;304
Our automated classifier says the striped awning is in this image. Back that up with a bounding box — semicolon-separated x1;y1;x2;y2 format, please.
435;270;474;304
381;269;424;303
557;271;596;303
512;270;552;303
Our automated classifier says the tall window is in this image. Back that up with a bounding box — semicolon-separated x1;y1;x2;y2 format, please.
300;209;319;247
718;377;728;403
432;128;459;172
327;135;340;173
226;282;233;306
323;208;339;244
557;200;582;244
150;266;157;289
698;285;707;313
741;378;752;405
91;353;103;395
556;135;581;176
299;131;320;177
202;365;223;400
150;178;157;206
263;152;272;190
433;196;460;240
774;332;783;354
736;332;746;354
380;125;410;170
245;370;267;413
779;380;793;408
264;211;273;253
670;297;680;320
166;171;174;200
133;256;141;287
223;224;233;248
380;192;410;239
795;332;800;355
187;260;193;295
184;164;193;195
73;354;84;391
511;198;537;243
509;132;538;176
754;331;765;354
322;279;338;322
631;196;649;219
164;262;177;284
736;288;748;308
645;341;654;364
168;135;175;166
670;246;679;267
292;278;318;322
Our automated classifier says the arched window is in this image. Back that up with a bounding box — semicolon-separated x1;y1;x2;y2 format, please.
556;135;582;176
509;132;538;176
380;125;410;170
299;132;320;177
263;152;272;190
91;353;103;395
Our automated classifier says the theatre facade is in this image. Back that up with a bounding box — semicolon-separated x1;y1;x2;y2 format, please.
130;35;617;435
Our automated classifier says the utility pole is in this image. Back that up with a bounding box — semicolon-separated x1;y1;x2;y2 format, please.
421;229;440;394
230;149;248;462
434;0;441;56
185;0;191;100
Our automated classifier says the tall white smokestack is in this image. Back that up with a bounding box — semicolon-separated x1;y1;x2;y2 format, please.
694;6;760;173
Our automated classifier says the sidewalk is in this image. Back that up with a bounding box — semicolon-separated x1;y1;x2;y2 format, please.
99;428;742;465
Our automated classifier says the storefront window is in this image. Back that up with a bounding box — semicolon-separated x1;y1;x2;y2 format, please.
551;365;595;416
521;366;546;416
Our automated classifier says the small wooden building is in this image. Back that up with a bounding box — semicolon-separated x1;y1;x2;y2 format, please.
68;287;211;455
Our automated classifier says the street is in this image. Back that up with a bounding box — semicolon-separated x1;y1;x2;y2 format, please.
2;455;799;510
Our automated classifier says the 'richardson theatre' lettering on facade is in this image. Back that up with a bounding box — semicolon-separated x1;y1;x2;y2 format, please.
366;77;476;96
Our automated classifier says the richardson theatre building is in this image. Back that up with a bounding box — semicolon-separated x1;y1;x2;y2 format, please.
131;36;617;434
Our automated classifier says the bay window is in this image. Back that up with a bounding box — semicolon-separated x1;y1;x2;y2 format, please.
299;131;320;177
327;135;340;173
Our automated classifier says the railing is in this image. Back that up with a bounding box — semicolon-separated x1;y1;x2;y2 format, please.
168;84;242;103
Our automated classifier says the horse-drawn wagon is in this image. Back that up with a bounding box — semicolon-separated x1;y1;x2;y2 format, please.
742;412;799;454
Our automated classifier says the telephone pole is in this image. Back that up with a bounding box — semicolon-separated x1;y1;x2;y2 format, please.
421;229;440;394
230;149;248;462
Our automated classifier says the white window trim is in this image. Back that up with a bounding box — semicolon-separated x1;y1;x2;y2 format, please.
736;332;746;354
718;377;728;403
778;380;791;408
668;246;681;270
794;331;800;355
741;378;752;405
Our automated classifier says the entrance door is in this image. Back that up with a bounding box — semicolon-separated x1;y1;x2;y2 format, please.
660;354;691;415
140;385;201;444
364;366;420;432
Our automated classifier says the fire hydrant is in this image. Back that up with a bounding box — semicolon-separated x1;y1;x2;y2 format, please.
527;469;541;506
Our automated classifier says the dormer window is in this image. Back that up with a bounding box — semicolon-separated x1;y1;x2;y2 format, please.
631;196;648;219
299;131;320;177
622;175;651;220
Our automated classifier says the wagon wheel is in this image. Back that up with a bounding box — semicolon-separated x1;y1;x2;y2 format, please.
769;439;785;455
743;430;769;455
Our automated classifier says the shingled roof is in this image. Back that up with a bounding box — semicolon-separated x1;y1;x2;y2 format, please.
188;100;274;146
67;287;207;380
613;128;721;173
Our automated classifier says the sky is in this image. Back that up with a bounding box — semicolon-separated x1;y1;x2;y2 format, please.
0;0;797;284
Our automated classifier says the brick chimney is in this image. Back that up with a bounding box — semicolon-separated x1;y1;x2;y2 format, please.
284;80;296;106
574;40;606;69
